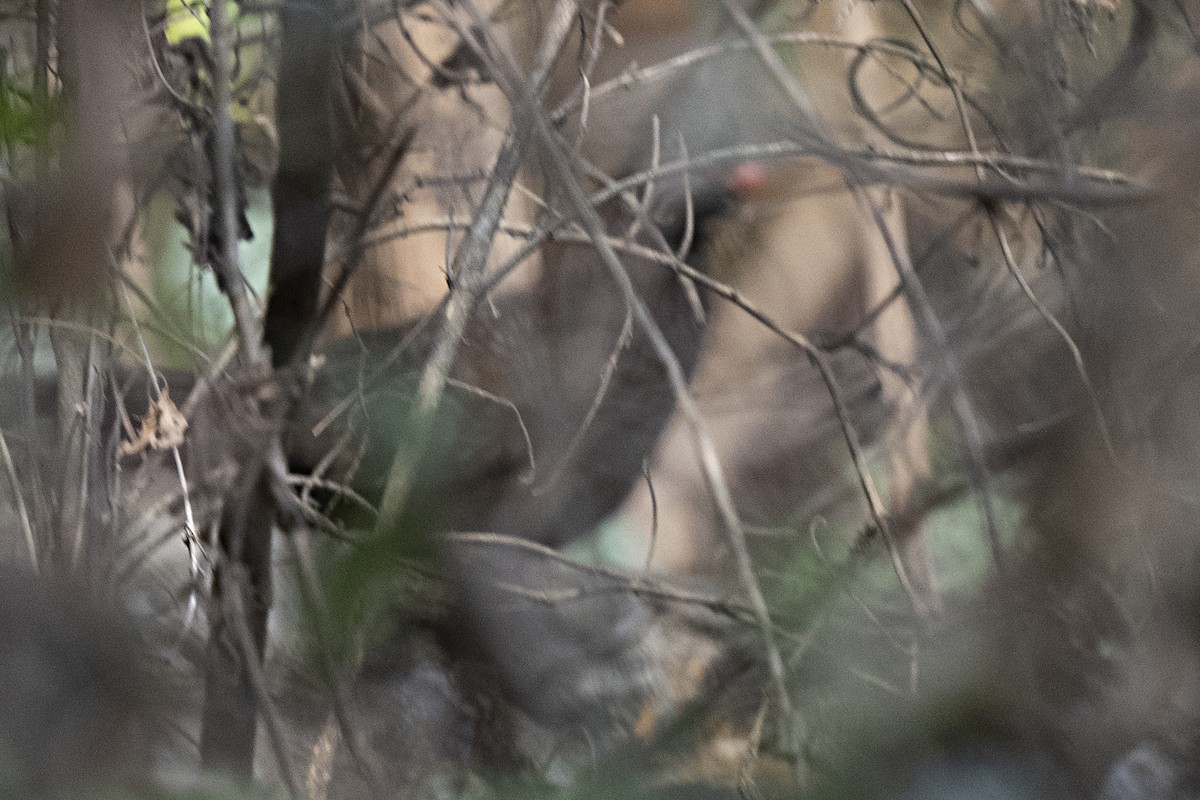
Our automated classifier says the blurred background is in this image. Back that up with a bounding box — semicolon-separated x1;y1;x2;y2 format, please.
0;0;1198;798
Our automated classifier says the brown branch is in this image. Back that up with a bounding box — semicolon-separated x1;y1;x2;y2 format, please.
374;0;579;533
227;569;303;800
197;0;325;782
209;0;265;363
262;0;340;367
199;464;277;777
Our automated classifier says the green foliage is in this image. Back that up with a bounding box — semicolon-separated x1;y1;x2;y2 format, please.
320;403;468;659
0;61;60;313
924;491;1022;596
0;66;61;157
761;521;846;631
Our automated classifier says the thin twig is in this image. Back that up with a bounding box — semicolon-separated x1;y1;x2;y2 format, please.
449;531;759;622
531;310;632;495
550;31;931;125
717;0;825;136
227;570;303;800
988;209;1193;511
375;0;578;532
9;314;50;545
446;377;537;483
640;461;659;575
345;208;921;595
286;531;390;798
896;0;985;181
0;429;37;571
115;272;204;626
854;187;1006;568
374;127;530;530
210;0;263;361
470;16;800;760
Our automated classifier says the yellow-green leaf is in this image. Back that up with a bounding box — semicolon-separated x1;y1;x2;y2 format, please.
164;0;239;46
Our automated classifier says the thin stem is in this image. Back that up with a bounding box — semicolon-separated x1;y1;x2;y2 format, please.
210;0;262;362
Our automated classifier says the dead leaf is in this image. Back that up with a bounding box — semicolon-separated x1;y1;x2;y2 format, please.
118;392;189;456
